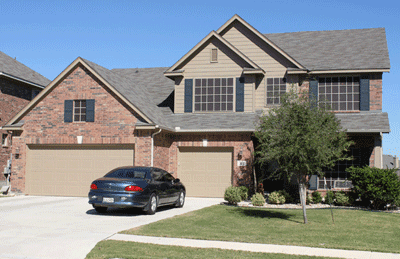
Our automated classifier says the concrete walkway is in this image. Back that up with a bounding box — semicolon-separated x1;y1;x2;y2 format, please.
107;234;400;259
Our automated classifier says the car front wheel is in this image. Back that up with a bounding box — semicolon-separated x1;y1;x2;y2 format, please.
175;191;185;208
93;206;107;213
145;194;158;215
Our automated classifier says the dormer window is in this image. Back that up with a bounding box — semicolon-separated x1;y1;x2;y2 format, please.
211;48;218;63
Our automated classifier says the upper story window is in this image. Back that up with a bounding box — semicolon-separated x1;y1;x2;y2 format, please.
318;76;360;111
64;99;95;123
266;78;286;105
194;78;234;112
74;100;86;122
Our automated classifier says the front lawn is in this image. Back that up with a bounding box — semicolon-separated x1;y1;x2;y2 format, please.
122;205;400;253
86;240;333;259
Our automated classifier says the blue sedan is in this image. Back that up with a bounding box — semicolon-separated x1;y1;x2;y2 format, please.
88;166;185;214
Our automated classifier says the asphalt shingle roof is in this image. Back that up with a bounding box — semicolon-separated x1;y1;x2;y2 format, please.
265;28;390;71
80;26;391;133
82;59;391;133
0;51;50;87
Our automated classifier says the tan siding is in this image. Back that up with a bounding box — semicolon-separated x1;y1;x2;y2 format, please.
220;22;293;110
175;78;185;113
221;22;291;74
181;38;245;78
244;75;254;112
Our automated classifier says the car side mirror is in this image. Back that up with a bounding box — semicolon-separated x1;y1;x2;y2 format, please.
173;178;180;184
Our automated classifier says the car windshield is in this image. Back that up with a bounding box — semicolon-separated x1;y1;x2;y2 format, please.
105;168;148;179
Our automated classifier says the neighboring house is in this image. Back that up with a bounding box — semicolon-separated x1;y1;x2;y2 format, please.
382;154;400;178
4;15;390;197
0;51;50;185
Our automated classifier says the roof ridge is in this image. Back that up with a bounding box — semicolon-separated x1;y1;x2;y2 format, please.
264;27;385;35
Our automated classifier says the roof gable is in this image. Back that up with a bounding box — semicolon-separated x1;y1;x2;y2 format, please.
0;51;50;87
216;15;305;69
165;30;264;74
5;57;154;127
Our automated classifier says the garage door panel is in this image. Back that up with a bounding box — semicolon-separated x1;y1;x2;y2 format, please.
178;147;232;198
26;144;134;197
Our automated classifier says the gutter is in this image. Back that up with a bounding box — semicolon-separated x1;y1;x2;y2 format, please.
151;126;162;167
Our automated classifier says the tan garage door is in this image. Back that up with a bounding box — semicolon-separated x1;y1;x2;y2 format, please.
178;147;233;198
26;144;134;197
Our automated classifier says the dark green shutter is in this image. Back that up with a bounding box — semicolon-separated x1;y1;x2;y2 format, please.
184;79;193;113
309;78;318;101
236;77;244;112
309;175;318;190
86;99;95;122
360;76;370;111
64;100;73;123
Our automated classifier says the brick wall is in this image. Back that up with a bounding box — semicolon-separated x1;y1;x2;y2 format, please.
10;65;146;193
370;73;383;111
0;77;35;181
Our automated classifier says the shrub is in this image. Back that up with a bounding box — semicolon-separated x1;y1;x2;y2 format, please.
251;193;265;206
238;186;249;201
306;194;312;205
324;190;335;204
224;186;242;205
311;191;323;204
347;166;400;210
278;190;291;204
335;191;350;206
268;191;286;204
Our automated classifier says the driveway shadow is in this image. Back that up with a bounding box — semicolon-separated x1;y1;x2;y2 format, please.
232;207;301;223
86;205;174;217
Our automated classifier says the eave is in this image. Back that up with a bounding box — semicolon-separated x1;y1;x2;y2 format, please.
0;72;46;89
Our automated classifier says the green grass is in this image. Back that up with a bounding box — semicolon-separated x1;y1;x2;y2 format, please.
123;205;400;253
86;240;334;259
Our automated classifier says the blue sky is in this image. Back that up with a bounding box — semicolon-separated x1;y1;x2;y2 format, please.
1;0;399;156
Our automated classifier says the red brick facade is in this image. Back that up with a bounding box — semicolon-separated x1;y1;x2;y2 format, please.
9;65;255;194
370;73;383;111
0;77;37;181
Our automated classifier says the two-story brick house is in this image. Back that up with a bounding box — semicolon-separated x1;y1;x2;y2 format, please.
4;15;390;197
0;51;50;185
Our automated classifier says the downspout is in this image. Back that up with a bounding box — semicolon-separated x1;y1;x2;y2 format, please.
151;126;162;167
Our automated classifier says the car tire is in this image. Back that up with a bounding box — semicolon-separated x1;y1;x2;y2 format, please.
93;206;107;213
145;194;158;215
175;191;185;208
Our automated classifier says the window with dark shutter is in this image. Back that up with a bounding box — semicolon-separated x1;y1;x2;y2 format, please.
86;99;95;122
184;79;193;113
65;99;95;122
236;77;244;112
64;100;73;123
359;76;370;111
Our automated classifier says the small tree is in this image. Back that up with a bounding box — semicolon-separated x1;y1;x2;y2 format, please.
254;88;353;224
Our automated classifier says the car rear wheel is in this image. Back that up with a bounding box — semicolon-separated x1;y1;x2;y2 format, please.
93;206;107;213
175;191;185;208
145;194;158;215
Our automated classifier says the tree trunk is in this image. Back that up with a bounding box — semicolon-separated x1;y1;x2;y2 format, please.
298;175;308;224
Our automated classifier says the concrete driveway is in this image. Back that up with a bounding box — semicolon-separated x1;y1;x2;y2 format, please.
0;195;223;259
